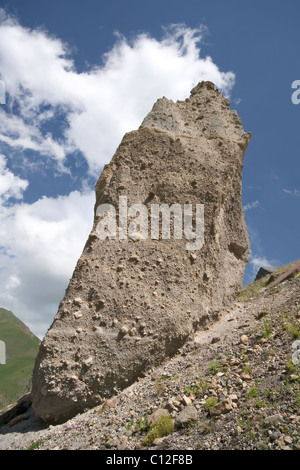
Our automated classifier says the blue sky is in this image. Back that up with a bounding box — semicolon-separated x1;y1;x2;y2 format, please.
0;0;299;337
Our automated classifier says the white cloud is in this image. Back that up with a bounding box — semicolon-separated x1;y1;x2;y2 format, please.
0;154;28;201
283;188;300;197
0;11;235;175
243;200;260;212
0;110;68;165
0;189;94;338
249;255;274;271
0;11;237;338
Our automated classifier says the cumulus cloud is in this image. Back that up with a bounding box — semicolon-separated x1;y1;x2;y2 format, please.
0;154;28;201
0;111;68;166
0;11;235;175
0;189;94;337
0;10;236;337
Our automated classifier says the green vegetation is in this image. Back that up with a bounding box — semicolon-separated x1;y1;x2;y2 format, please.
254;399;265;409
285;322;300;339
158;374;169;381
197;420;210;435
237;277;269;301
136;416;148;432
263;389;274;401
296;391;300;408
286;357;297;374
154;374;170;395
204;397;218;412
242;354;250;363
142;414;174;446
247;385;259;400
125;418;134;430
0;308;40;410
154;381;165;395
171;374;179;381
237;410;258;442
197;377;209;395
27;440;43;450
262;319;272;338
184;384;199;395
207;360;220;375
237;259;300;301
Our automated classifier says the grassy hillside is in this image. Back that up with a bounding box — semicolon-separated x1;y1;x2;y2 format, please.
238;259;300;301
0;308;40;410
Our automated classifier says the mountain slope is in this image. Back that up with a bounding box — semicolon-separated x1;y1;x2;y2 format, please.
0;308;40;410
0;260;299;450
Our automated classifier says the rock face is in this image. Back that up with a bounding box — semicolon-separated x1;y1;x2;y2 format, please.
31;81;251;424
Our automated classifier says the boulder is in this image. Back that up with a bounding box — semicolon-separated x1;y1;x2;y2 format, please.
255;266;278;281
175;405;198;429
32;81;251;423
209;398;234;416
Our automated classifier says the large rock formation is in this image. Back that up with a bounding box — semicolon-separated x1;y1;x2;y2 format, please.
31;82;251;424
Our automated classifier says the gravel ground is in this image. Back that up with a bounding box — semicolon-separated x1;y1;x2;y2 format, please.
0;273;299;451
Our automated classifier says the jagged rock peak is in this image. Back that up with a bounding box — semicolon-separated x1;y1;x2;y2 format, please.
31;82;251;424
140;81;250;148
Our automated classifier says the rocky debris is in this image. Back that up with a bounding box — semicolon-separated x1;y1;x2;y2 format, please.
240;334;249;344
1;272;299;450
209;398;233;416
175;405;198;429
31;81;251;424
292;340;300;365
102;397;120;411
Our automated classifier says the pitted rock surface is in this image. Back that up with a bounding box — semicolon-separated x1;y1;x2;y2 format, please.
31;81;251;424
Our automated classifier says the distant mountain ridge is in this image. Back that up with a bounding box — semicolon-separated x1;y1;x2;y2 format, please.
0;308;40;411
